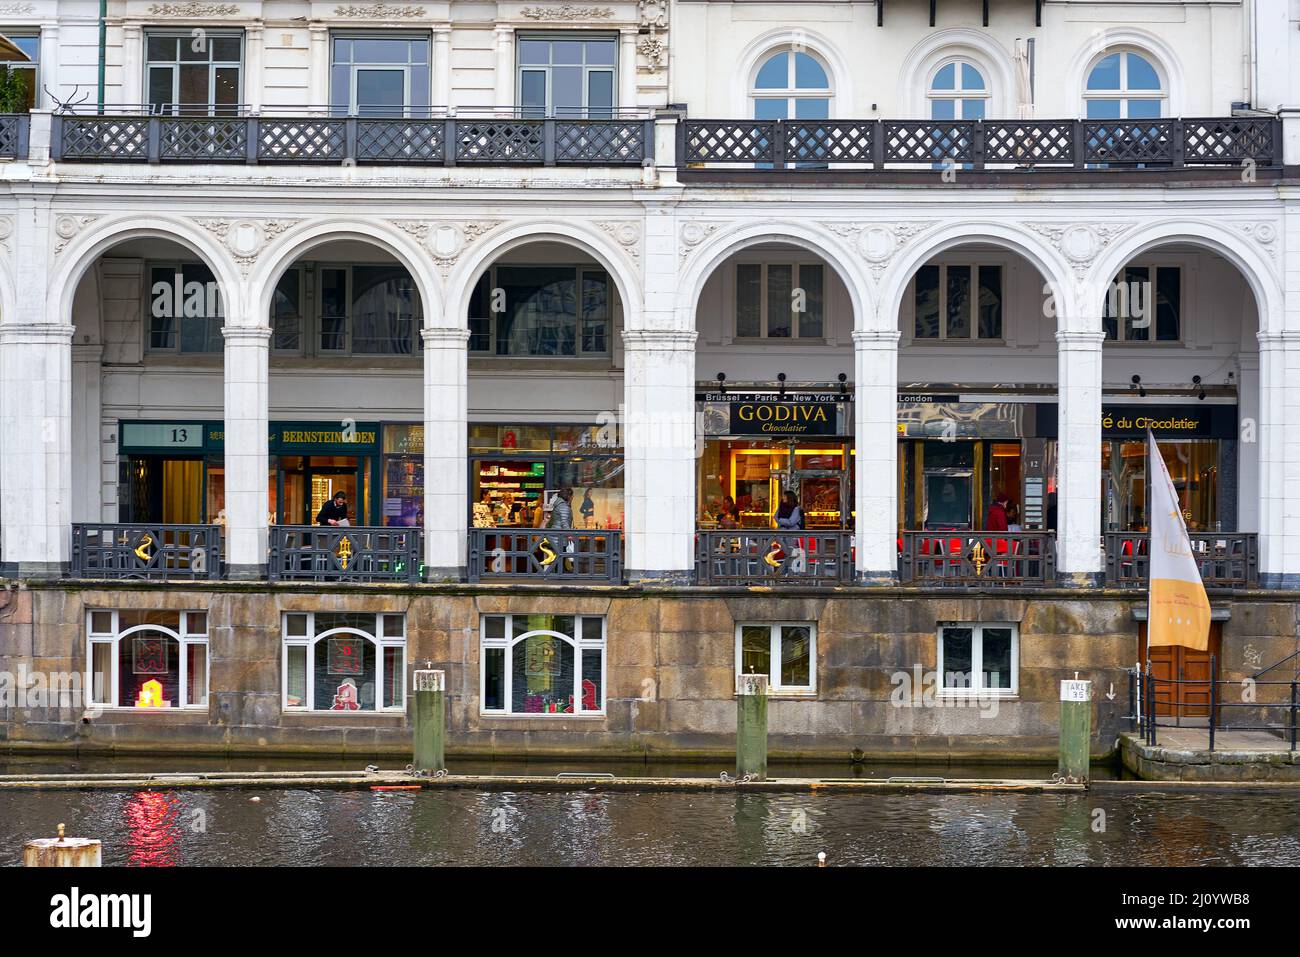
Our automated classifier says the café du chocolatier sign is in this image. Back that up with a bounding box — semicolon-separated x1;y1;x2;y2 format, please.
699;392;844;437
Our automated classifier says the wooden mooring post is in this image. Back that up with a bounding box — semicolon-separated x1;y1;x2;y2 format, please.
23;823;102;867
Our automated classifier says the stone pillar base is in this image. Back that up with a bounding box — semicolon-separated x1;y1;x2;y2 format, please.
227;563;268;581
627;569;694;585
1258;572;1300;591
1057;571;1104;588
422;565;465;583
856;570;900;586
2;561;67;579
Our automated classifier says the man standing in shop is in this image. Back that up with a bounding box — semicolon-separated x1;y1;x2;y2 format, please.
545;488;575;575
317;491;350;527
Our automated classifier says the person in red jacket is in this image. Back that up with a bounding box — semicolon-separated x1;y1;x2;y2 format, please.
984;494;1009;532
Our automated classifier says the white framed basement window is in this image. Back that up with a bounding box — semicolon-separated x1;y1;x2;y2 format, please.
936;621;1018;697
480;613;606;715
86;610;209;710
282;612;406;713
736;622;816;694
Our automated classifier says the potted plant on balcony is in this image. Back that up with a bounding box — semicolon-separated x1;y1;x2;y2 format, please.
0;65;28;115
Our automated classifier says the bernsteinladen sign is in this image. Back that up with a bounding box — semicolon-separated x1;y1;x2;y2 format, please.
701;392;842;436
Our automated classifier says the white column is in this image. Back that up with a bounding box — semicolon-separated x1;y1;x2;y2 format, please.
1056;330;1104;581
433;28;452;110
309;26;329;109
37;23;58;111
223;326;270;577
245;24;265;112
623;329;697;580
0;324;73;575
494;26;515;110
1253;0;1294;111
422;326;468;580
122;24;143;107
853;328;900;581
618;29;637;111
1257;331;1300;587
71;343;103;523
1236;353;1259;533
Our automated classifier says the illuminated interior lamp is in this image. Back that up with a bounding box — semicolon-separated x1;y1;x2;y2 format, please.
135;679;165;708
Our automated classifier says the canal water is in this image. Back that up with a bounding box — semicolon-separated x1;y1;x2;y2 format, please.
4;784;1300;866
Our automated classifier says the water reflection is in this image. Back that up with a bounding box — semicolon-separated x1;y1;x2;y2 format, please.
2;788;1298;867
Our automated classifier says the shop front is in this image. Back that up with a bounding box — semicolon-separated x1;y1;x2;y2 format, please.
1099;403;1237;532
896;397;1056;532
697;391;854;530
469;424;624;530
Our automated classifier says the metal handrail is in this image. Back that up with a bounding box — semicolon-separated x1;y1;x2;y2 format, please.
1138;659;1299;751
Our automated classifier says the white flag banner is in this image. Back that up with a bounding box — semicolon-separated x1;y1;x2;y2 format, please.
1146;429;1211;650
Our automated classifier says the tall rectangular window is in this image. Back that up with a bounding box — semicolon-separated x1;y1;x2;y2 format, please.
330;34;429;117
517;34;616;118
0;32;39;111
733;263;826;339
937;622;1018;696
145;31;242;114
1103;265;1180;342
147;262;224;354
913;264;1002;340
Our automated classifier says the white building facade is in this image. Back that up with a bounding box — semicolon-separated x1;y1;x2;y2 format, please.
0;0;1297;757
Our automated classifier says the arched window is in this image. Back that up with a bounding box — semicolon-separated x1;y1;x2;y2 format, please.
928;59;988;121
281;612;407;712
751;49;831;121
1084;50;1164;119
86;610;209;710
480;613;606;714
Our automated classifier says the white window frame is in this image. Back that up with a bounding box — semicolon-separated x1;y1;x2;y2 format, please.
1102;262;1182;344
1;29;40;110
479;613;607;716
329;32;431;117
735;622;817;695
468;264;614;358
910;262;1004;342
936;621;1018;698
749;47;833;119
926;57;990;120
280;611;407;713
516;32;618;118
733;261;827;340
143;28;244;114
85;609;210;710
1082;48;1166;120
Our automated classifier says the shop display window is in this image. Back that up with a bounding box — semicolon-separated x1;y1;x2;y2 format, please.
700;439;851;529
1102;439;1218;531
282;612;406;713
86;610;209;710
480;614;605;715
382;424;424;527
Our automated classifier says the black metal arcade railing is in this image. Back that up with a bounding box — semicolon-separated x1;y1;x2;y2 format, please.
468;528;622;583
680;116;1282;170
1135;657;1300;752
50;109;653;167
695;530;854;586
0;113;30;159
1104;532;1258;588
269;526;421;583
71;523;222;580
899;531;1055;586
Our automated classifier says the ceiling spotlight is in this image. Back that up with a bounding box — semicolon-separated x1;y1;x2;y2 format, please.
1193;375;1205;401
777;372;787;398
716;372;726;384
1131;374;1146;398
837;372;848;395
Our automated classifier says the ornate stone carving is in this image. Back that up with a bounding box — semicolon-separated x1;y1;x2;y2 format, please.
53;215;102;256
638;0;667;27
637;34;666;69
147;2;240;15
1232;220;1278;261
597;221;640;263
520;5;614;21
333;3;427;17
397;220;503;275
678;220;721;264
1026;222;1136;278
195;218;298;274
0;3;36;14
821;221;940;280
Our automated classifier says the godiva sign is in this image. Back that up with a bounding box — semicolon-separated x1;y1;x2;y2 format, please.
714;393;842;436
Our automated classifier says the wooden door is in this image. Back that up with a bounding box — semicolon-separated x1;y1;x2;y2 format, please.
1139;622;1221;721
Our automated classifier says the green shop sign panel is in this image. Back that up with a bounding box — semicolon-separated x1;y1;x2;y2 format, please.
120;420;382;455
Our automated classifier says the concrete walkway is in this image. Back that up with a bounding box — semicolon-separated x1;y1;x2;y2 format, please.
1152;728;1294;751
1120;731;1300;781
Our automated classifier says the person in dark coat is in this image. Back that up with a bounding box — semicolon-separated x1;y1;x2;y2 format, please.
316;491;349;526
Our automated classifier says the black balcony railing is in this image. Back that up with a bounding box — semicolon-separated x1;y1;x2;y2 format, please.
695;530;854;586
0;113;30;159
899;531;1056;586
1104;532;1258;588
468;528;622;583
268;526;421;582
71;523;222;580
51;111;653;167
680;116;1283;170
